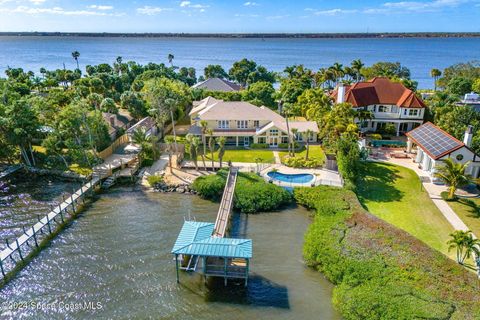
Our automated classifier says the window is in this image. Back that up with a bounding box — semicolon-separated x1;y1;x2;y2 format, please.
282;136;289;143
456;154;464;161
237;120;248;129
270;129;278;136
257;137;266;144
217;120;229;129
253;120;260;128
378;105;389;112
408;109;419;117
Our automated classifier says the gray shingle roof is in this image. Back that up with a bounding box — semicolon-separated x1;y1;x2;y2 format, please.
192;78;241;92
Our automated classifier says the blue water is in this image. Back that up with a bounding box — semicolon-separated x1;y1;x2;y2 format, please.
1;36;480;88
267;171;314;184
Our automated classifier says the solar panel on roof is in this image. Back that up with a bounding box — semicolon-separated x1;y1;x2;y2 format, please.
409;123;463;159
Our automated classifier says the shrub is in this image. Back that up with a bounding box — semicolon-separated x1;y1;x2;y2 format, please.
367;133;382;140
250;143;269;149
295;186;480;320
440;191;458;201
278;142;300;150
282;156;322;168
192;169;292;213
147;175;163;187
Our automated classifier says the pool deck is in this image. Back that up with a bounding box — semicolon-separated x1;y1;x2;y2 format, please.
260;164;343;188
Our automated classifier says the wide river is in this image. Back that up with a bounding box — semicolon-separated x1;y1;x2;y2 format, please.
1;36;480;89
0;181;339;319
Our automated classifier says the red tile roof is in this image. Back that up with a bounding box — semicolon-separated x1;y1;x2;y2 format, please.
331;77;426;109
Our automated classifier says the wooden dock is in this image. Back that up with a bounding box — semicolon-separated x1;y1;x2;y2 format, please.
0;177;101;280
213;167;238;238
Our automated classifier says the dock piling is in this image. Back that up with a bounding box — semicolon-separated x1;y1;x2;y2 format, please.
31;226;38;248
16;238;23;262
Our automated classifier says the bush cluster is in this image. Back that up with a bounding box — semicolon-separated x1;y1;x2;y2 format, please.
294;186;480;320
277;142;301;150
192;169;292;213
282;156;322;168
147;175;163;187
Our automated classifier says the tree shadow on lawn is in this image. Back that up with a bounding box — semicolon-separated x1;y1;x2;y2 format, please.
457;198;480;218
357;162;405;206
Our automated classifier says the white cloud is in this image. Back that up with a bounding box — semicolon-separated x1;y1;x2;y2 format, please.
244;2;259;6
179;1;209;9
311;8;358;15
29;0;46;5
136;6;171;15
266;14;290;20
88;5;114;10
383;0;469;11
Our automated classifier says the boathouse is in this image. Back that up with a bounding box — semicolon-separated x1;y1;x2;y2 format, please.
171;221;252;286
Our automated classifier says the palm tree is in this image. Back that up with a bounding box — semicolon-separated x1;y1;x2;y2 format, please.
200;120;208;170
207;129;215;170
430;68;442;91
186;134;199;170
165;97;179;152
330;62;344;85
168;53;174;67
447;230;480;264
434;158;472;200
165;135;175;172
217;137;226;168
279;100;293;156
254;157;263;173
351;59;364;82
291;128;298;156
305;129;313;160
71;51;80;70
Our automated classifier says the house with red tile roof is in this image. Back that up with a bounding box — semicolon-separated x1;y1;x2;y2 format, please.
331;77;426;135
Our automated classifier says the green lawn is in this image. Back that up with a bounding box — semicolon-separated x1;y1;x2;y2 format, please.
279;145;326;163
357;162;456;258
446;198;480;237
193;148;275;163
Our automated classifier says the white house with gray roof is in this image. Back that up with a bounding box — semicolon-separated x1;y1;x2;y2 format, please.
189;97;319;147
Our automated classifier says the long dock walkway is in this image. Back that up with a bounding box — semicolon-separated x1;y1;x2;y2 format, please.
0;177;101;279
213;167;238;238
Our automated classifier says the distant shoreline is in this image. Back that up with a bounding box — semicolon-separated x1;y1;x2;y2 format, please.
1;32;480;38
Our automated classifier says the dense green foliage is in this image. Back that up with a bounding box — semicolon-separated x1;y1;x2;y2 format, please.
192;169;292;213
295;186;480;320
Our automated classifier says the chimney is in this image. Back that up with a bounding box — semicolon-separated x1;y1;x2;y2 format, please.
109;115;116;127
464;125;473;147
337;83;346;104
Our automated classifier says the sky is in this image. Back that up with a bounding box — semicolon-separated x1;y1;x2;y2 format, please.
0;0;479;33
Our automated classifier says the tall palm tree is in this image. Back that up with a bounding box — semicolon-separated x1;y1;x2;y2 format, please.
200;120;208;170
71;51;80;70
447;230;480;265
165;135;175;172
430;68;442;91
217;136;226;168
206;129;215;170
305;129;313;160
167;53;175;67
186;134;199;170
291;128;298;156
329;62;344;85
434;158;472;200
165;97;179;152
280;100;293;156
351;59;364;82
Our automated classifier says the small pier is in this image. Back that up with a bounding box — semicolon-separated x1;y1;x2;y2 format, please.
171;166;252;286
0;177;101;281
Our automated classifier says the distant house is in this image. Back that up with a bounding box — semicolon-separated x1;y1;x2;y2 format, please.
102;111;134;140
126;116;157;139
457;92;480;111
191;77;242;92
189;97;318;147
331;77;426;135
406;122;480;178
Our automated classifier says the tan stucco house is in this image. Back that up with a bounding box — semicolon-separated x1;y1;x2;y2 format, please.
188;97;319;147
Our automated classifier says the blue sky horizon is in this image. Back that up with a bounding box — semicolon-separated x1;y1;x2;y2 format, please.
0;0;479;33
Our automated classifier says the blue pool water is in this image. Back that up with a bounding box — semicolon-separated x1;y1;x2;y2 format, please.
267;171;314;184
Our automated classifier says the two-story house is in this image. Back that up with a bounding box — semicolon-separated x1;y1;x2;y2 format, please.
331;77;426;136
188;97;319;147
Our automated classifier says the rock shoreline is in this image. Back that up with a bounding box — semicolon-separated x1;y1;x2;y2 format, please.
152;182;196;195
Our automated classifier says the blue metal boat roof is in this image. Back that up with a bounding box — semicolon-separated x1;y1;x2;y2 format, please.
171;221;252;259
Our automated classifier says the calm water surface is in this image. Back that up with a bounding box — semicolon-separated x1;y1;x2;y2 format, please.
0;186;339;319
1;36;480;88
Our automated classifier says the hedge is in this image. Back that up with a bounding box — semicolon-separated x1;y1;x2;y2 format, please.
250;143;269;149
294;186;480;320
192;169;292;213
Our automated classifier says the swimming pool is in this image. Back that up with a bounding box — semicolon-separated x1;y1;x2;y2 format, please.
267;171;315;184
